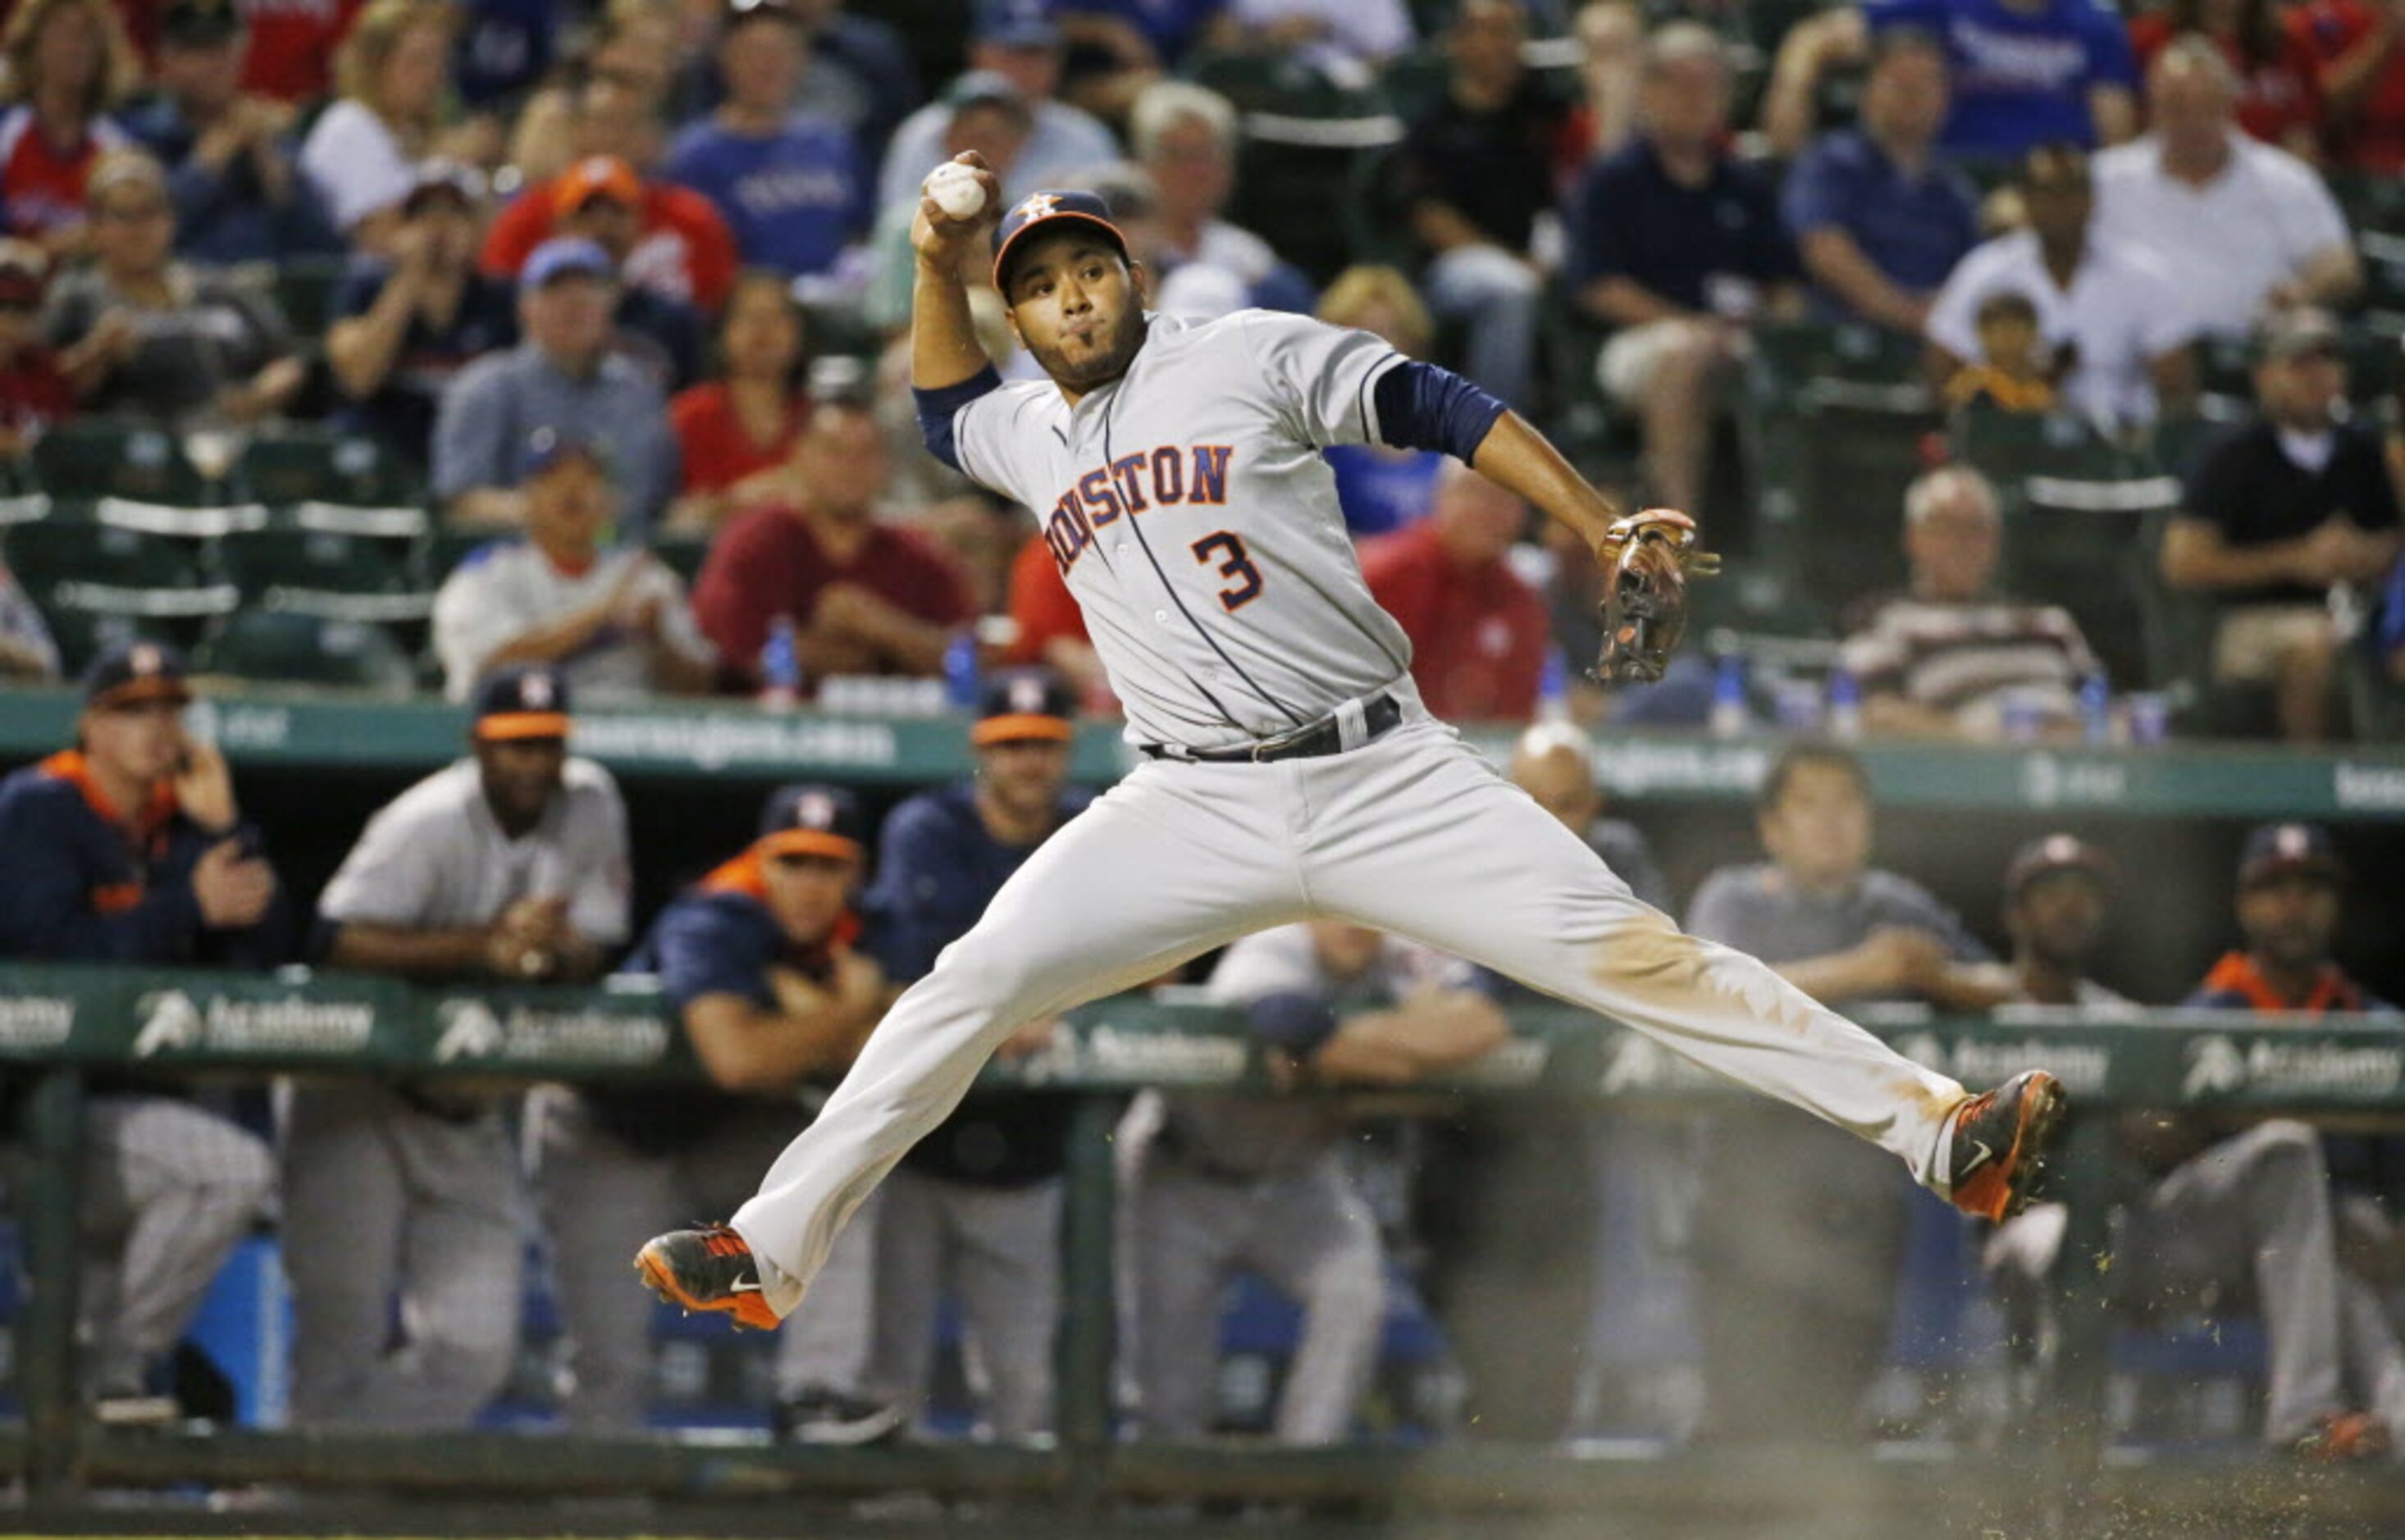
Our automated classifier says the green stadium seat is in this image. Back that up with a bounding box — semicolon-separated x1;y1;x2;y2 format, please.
272;255;352;340
1185;50;1404;285
214;524;434;624
237;426;427;508
2136;507;2280;734
652;532;711;586
2330;169;2405;237
32;607;155;673
30;419;223;506
2;514;234;604
194;609;419;695
2001;465;2183;686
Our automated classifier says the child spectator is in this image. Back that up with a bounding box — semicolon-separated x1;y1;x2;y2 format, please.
1944;289;2061;414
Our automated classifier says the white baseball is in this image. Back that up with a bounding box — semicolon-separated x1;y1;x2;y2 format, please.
925;163;987;221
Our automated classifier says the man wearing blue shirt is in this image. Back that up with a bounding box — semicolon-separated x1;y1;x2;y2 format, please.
1779;30;1981;333
432;237;679;535
539;782;892;1436
664;0;869;278
1773;0;2138;162
854;668;1090;1442
1564;22;1799;522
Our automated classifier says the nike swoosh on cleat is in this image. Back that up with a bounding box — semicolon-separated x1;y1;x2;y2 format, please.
730;1280;764;1293
1959;1139;1996;1177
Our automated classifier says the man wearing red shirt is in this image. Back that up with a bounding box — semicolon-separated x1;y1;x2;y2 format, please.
1358;460;1549;722
2290;0;2405;172
235;0;363;102
481;71;737;312
692;402;974;688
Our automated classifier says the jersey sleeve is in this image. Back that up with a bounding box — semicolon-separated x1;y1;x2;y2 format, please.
947;381;1050;505
562;769;634;946
651;899;776;1010
317;795;443;927
1238;310;1408;451
1203;925;1325;1005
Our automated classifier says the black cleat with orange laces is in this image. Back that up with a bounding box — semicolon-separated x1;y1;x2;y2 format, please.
1946;1070;2069;1222
634;1223;782;1331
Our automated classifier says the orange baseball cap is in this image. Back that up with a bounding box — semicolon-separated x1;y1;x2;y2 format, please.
554;156;642;217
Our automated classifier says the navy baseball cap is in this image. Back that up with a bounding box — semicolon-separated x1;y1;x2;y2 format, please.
975;0;1060;48
523;425;608;477
474;665;573;741
757;782;868;862
2238;822;2345;888
160;0;242;48
81;640;190;709
1246;991;1340;1058
990;189;1131;293
522;235;615;289
974;667;1075;746
2004;833;2114;901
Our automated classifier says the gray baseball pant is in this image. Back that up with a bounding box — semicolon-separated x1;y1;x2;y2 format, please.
1126;1146;1384;1443
280;1080;524;1429
533;1089;877;1432
732;719;1964;1319
79;1093;275;1396
866;1164;1060;1440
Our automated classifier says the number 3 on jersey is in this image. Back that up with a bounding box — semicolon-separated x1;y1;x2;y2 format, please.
1190;531;1264;612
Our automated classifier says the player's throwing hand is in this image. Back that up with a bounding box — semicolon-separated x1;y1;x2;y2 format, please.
910;153;1003;267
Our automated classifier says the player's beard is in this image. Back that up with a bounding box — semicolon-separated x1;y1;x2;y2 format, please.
1028;304;1148;393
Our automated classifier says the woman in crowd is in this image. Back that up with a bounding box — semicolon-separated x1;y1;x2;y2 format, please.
0;0;139;252
48;149;303;426
1316;266;1448;537
299;0;461;257
667;270;811;533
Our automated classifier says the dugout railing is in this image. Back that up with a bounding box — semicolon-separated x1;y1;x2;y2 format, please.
3;965;2405;1534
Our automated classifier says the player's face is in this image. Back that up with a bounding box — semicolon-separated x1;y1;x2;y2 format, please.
525;455;614;554
2010;872;2106;971
976;737;1070;821
476;737;567;829
2237;873;2340;973
1511;746;1601;835
760;852;856;945
1005;237;1149;395
80;699;186;786
1760;763;1873;891
1308;921;1385;981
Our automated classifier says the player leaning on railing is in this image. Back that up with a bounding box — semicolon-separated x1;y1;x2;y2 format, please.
637;153;2070;1331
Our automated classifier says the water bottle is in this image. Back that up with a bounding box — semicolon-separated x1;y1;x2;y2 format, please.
759;614;801;712
1825;666;1862;741
943;631;981;710
2079;672;2112;745
1537;648;1571;722
1708;654;1749;739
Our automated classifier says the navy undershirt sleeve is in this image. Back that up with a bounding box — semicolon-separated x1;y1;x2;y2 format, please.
1372;360;1510;463
912;366;1004;472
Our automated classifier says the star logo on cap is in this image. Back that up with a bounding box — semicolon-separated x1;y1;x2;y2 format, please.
130;644;162;677
797;791;835;830
1015;192;1061;221
2276;825;2308;857
523;672;556;708
1011;677;1046;713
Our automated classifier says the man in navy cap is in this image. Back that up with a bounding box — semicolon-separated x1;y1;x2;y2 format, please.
433;235;678;535
433;427;716;703
547;781;892;1435
292;664;631;1431
876;0;1118;214
0;640;281;1421
2190;823;2384;1016
840;667;1088;1443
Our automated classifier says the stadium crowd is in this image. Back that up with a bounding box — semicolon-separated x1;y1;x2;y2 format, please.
0;0;2398;1460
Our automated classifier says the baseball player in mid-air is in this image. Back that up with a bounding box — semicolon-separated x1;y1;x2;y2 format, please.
638;153;2068;1337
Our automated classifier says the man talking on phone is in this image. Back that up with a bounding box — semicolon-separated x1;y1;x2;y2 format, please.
0;639;283;1423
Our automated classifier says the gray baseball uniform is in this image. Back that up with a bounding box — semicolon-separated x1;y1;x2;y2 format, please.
727;304;1970;1333
291;756;630;1429
1126;926;1466;1443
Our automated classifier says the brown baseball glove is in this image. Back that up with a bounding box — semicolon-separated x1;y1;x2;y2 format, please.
1590;508;1721;685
